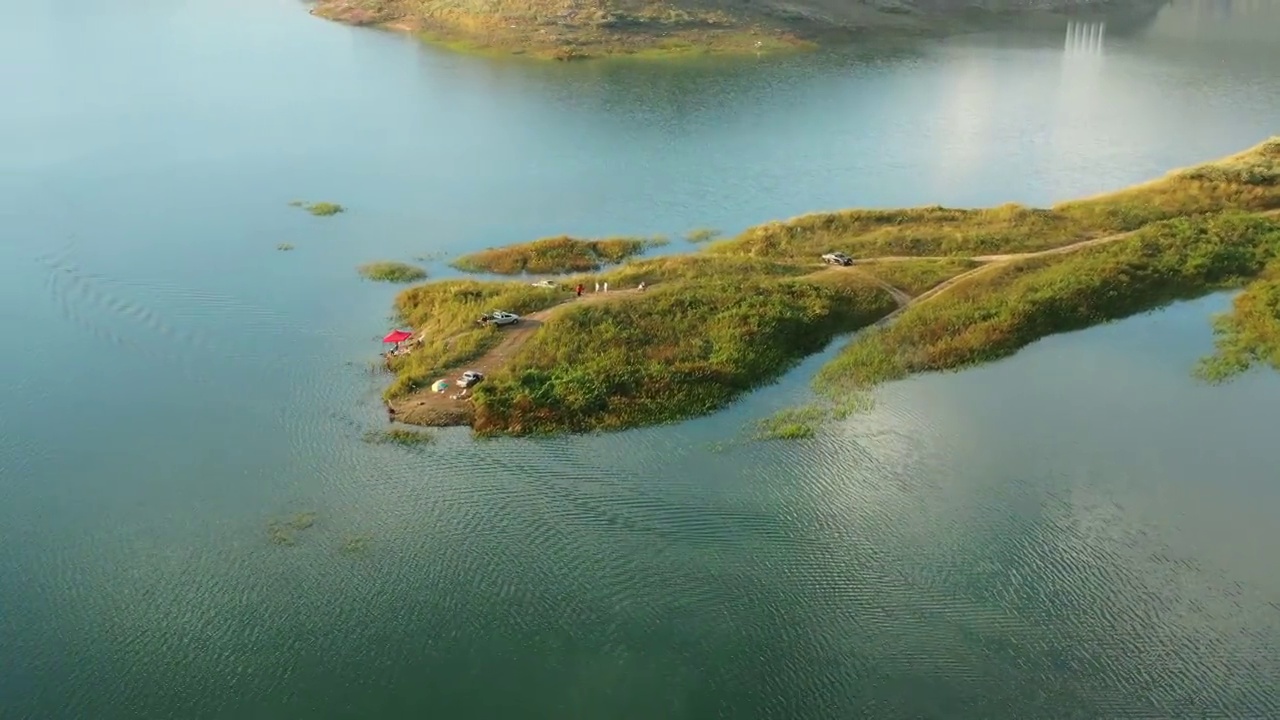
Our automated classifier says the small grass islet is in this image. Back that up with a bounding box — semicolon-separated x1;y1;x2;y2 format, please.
277;243;295;252
751;393;875;441
451;235;667;275
378;138;1280;437
290;200;345;217
358;261;429;283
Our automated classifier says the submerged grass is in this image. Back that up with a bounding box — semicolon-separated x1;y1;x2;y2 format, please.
818;212;1280;393
363;428;437;445
359;261;429;283
753;405;825;440
267;512;318;546
452;235;665;275
749;391;875;440
341;534;374;554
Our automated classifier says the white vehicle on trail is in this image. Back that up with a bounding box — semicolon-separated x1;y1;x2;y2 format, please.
488;310;520;326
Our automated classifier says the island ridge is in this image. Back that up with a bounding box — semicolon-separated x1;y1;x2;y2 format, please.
379;137;1280;436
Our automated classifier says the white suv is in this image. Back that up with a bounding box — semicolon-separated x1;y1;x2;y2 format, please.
822;252;853;266
489;311;520;326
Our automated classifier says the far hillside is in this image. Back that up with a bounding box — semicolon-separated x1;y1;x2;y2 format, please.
312;0;1168;59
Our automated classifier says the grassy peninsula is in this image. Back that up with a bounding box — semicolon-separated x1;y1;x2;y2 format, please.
380;137;1280;436
452;235;667;275
819;213;1280;393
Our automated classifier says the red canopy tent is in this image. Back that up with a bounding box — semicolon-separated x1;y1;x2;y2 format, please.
383;329;413;344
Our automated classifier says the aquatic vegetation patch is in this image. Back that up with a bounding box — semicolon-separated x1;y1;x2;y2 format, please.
750;391;875;440
753;405;825;440
363;428;436;445
341;533;374;554
452;235;665;275
291;200;345;217
817;212;1280;393
1196;264;1280;383
358;261;429;283
277;243;295;251
267;512;319;546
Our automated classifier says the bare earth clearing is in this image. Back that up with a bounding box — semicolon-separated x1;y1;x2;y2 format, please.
391;289;639;425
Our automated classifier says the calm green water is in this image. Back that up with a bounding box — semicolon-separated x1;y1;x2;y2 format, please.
3;0;1280;717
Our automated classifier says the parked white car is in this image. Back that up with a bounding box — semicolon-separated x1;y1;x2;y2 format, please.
488;310;520;326
822;252;854;266
457;370;485;388
531;280;556;288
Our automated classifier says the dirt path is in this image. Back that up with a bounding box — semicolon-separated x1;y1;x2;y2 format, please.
845;266;913;307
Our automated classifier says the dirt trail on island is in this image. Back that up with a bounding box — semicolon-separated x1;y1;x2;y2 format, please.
854;225;1157;328
892;208;1280;315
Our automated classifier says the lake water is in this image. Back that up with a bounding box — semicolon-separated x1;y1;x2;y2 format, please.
3;0;1280;717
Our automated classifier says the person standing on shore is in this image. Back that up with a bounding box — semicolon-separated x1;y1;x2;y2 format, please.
594;281;600;293
575;283;584;297
603;281;609;293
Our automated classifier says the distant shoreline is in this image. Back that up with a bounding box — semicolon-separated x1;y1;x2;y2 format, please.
378;138;1280;437
310;0;1167;61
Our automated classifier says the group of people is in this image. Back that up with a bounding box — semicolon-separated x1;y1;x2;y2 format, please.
573;280;645;298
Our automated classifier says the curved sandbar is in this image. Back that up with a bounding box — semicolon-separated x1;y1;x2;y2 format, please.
382;137;1280;436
